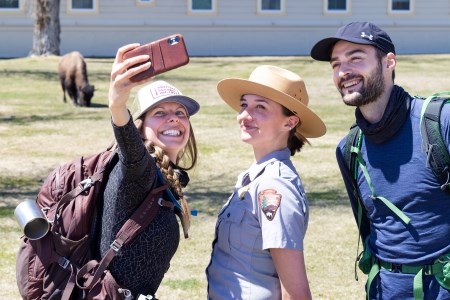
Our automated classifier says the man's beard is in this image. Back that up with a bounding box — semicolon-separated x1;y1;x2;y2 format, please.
339;61;385;107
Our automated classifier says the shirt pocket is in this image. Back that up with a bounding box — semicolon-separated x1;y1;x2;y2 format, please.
235;208;261;252
216;205;245;253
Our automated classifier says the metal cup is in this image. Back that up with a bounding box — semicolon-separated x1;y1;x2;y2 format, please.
14;199;50;240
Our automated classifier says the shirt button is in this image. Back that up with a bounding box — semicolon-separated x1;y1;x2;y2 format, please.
227;213;231;217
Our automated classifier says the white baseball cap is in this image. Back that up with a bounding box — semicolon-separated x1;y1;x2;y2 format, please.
132;80;200;120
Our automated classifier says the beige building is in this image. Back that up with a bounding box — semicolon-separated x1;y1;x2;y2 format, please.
1;0;450;58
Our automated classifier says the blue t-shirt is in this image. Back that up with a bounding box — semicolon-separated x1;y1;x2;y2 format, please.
336;97;450;299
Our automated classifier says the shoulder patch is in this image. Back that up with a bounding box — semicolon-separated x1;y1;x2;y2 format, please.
258;189;282;221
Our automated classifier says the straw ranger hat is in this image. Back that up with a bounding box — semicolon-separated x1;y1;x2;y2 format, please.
217;65;326;139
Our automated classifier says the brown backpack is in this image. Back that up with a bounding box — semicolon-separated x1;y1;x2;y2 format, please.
16;148;169;300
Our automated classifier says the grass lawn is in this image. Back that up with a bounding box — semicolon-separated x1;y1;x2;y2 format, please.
1;53;449;299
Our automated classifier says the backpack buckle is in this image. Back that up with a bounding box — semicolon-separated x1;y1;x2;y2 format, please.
79;177;94;191
137;294;154;300
118;288;133;300
423;265;434;275
59;257;70;269
390;263;403;273
110;240;123;252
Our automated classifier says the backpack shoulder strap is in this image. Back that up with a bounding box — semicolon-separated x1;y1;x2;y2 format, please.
344;123;360;178
343;124;367;234
78;184;167;289
47;149;117;224
342;124;372;279
420;92;450;192
76;168;170;289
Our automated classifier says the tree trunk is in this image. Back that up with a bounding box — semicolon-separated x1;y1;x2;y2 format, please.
29;0;61;56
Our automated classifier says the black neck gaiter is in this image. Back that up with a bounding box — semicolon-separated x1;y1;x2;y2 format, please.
355;85;412;144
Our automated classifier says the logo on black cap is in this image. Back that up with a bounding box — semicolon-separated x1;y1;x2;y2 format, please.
360;32;373;41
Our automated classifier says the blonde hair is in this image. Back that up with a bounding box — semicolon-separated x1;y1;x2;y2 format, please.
134;117;198;238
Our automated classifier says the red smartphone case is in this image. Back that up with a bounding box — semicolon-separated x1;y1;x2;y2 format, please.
123;34;189;82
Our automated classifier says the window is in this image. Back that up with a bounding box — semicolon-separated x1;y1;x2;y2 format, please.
68;0;98;14
0;0;18;8
328;0;346;10
136;0;155;6
388;0;414;14
391;0;409;10
0;0;20;10
192;0;211;10
72;0;92;9
324;0;350;14
257;0;285;15
262;0;280;10
188;0;216;15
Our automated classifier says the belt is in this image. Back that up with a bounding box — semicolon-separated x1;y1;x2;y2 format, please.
366;258;445;300
378;259;443;276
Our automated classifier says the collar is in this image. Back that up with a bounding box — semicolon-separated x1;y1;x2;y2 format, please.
245;148;291;182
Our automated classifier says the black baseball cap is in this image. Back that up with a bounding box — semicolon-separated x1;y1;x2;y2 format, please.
310;22;396;61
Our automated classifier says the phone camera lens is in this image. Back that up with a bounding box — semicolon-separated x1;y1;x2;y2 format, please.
168;36;180;45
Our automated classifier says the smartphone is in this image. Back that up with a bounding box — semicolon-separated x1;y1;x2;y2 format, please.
123;34;190;82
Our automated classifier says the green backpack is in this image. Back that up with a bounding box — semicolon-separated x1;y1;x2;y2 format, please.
419;92;450;190
343;92;450;299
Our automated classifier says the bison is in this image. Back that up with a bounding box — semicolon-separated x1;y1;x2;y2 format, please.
58;51;95;107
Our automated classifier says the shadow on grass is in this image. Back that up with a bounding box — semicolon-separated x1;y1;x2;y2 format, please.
52;100;109;109
2;69;111;83
0;109;108;125
0;207;15;217
186;187;350;216
89;102;108;108
0;174;350;216
3;69;56;81
3;63;217;87
0;175;43;209
307;190;350;207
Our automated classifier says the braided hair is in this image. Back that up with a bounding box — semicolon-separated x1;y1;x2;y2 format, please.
134;117;198;238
